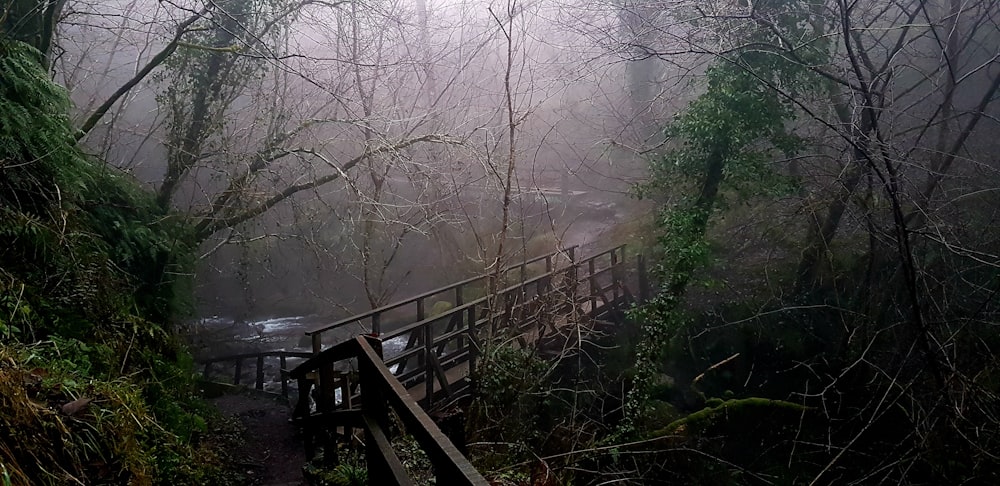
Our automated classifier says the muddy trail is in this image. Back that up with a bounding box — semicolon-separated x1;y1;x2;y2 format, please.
211;393;306;485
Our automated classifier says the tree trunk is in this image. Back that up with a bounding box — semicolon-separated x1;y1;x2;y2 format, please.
794;85;873;291
2;0;65;66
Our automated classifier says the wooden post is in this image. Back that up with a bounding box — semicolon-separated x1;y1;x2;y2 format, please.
314;333;335;412
372;313;382;336
295;376;315;459
588;259;597;313
359;337;398;482
611;248;620;304
342;371;353;440
256;355;265;391
365;334;384;360
567;246;578;309
294;376;313;419
456;285;465;350
637;253;649;303
424;323;435;407
312;333;323;355
280;354;288;397
467;304;478;388
234;359;242;385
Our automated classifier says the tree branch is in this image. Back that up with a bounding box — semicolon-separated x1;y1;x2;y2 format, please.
75;8;206;140
192;134;462;240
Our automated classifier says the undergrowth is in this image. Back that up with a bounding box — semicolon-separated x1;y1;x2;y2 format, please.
0;39;229;484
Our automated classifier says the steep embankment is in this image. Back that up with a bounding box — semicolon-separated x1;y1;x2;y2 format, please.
0;40;234;485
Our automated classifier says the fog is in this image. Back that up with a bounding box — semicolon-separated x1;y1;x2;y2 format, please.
56;0;671;328
52;0;1000;351
16;0;999;480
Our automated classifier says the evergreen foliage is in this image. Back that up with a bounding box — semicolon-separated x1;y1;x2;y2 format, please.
0;39;227;485
625;48;818;435
616;0;1000;482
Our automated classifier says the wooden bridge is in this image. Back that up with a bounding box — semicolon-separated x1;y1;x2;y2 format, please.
199;245;647;484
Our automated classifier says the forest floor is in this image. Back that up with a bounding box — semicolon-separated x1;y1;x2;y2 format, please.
210;393;307;485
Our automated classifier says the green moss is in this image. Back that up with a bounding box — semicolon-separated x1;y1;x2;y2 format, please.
654;397;809;437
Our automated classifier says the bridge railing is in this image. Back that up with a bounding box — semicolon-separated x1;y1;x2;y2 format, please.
199;350;313;397
304;245;634;411
289;335;489;485
195;246;640;405
303;246;580;349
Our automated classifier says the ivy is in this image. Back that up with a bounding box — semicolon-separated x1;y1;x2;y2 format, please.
623;2;825;435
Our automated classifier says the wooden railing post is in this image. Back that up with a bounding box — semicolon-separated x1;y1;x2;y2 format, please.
567;246;578;309
424;323;435;407
611;248;620;304
280;354;289;397
294;376;315;458
372;313;382;336
588;258;597;313
256;355;265;391
341;371;353;440
456;285;465;350
234;359;242;385
312;333;323;355
314;332;336;412
467;304;478;382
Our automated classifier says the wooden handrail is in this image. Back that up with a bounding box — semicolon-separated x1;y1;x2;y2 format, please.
289;336;489;485
199;350;313;364
198;350;314;397
304;246;578;336
288;338;365;380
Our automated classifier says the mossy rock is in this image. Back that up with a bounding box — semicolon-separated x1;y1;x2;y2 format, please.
429;301;454;318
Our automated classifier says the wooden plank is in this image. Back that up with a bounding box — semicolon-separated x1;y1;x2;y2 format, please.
280;354;288;397
362;414;416;486
424;324;434;407
355;338;488;484
255;355;265;390
428;352;453;398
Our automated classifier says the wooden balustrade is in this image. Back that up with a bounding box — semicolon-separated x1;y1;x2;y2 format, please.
199;350;313;397
289;336;489;485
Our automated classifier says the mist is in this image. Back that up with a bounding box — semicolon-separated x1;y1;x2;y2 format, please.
57;0;664;329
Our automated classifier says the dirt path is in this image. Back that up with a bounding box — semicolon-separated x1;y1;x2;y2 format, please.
210;393;306;485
